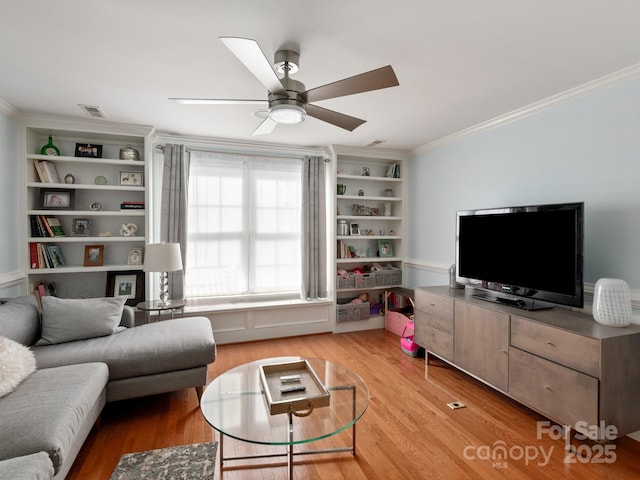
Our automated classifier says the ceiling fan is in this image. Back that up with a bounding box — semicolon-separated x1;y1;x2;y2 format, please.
170;37;399;135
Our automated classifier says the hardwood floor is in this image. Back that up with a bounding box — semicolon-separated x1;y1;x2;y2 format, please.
67;329;640;479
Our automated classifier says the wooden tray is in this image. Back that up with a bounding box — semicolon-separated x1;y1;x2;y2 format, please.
259;359;331;415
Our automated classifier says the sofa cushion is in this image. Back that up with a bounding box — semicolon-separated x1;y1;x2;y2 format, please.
0;336;37;398
34;317;216;381
0;452;54;480
0;296;40;345
37;296;126;346
0;363;108;473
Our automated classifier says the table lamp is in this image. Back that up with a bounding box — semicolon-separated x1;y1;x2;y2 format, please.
143;243;183;306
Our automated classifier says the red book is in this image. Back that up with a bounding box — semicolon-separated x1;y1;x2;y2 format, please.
29;242;39;268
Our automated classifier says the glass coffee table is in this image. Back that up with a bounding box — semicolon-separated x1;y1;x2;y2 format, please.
200;356;369;479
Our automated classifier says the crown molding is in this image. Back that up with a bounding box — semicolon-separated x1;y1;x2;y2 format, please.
0;98;19;119
412;62;640;156
20;112;154;137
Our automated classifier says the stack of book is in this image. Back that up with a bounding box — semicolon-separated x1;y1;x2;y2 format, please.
30;243;67;269
120;201;145;210
385;163;401;179
33;159;61;183
30;215;65;237
31;281;56;310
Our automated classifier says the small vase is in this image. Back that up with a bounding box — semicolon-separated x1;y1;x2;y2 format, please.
592;278;632;327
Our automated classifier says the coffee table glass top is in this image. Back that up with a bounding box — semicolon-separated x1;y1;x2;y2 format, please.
200;356;369;446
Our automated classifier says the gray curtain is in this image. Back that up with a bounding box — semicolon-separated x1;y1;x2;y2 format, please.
301;156;328;299
160;144;189;300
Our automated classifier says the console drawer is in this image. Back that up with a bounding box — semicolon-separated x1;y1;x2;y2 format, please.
415;289;453;320
414;310;453;361
509;347;598;429
511;316;600;377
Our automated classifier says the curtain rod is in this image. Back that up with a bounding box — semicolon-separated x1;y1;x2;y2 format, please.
155;144;330;162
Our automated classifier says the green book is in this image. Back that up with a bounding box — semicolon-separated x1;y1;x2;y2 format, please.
45;216;65;236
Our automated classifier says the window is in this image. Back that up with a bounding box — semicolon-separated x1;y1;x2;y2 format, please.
185;151;302;299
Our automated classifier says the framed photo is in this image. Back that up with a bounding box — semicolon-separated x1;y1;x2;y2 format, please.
40;189;74;210
362;167;370;176
75;143;103;158
349;222;360;236
127;247;143;265
106;270;144;306
119;171;143;186
72;218;91;236
84;245;104;266
378;239;394;258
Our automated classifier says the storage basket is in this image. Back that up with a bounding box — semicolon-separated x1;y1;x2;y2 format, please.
375;269;402;287
354;273;376;289
336;301;370;323
336;274;355;290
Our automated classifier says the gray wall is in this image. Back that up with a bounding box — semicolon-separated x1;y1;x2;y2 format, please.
405;76;640;304
0;108;20;296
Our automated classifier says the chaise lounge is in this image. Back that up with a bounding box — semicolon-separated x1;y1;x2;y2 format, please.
0;295;216;479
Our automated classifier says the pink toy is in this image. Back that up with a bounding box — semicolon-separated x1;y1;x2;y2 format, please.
400;320;421;357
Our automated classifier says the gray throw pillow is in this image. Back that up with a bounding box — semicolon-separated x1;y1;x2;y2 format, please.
36;296;126;346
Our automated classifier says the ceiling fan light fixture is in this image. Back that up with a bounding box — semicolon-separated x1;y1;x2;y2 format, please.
268;103;306;124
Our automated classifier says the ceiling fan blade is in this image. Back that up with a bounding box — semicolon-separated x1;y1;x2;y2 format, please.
170;98;267;105
306;104;366;131
301;65;399;103
251;116;278;135
220;37;286;95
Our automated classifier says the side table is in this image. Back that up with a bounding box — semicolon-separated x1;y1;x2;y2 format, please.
136;299;186;323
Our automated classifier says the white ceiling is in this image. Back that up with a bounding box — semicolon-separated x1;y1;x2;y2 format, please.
2;1;640;151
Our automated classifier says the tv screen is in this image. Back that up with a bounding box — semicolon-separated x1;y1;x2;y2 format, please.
456;202;584;309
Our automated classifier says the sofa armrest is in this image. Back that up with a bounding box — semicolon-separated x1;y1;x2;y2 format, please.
119;305;136;328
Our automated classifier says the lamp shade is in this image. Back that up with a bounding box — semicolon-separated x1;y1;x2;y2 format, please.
143;243;183;273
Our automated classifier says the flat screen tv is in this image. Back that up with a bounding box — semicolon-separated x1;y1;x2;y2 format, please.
455;202;584;310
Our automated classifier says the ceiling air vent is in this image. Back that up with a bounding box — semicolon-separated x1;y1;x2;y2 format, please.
79;104;105;118
365;139;385;147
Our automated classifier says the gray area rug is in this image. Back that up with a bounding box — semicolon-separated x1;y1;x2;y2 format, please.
110;442;217;480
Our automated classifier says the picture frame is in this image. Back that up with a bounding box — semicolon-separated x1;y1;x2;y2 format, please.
71;218;91;236
40;188;74;210
349;222;360;236
84;245;104;266
119;171;143;186
127;247;143;265
75;143;103;158
378;239;394;258
106;270;144;306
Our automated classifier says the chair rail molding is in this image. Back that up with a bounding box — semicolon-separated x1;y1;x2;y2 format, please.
0;270;25;290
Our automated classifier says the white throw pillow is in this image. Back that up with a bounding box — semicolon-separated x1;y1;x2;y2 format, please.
0;336;37;398
36;296;126;346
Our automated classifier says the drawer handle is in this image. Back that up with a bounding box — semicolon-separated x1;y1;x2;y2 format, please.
501;349;508;354
546;341;554;346
544;385;553;392
430;303;436;307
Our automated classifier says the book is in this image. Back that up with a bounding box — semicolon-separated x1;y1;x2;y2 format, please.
29;242;39;268
47;245;66;267
30;216;43;237
36;216;50;237
40;215;54;237
44;216;65;236
36;243;46;268
40;160;61;183
33;159;48;182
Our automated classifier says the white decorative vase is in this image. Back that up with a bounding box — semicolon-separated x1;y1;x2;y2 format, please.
592;278;632;327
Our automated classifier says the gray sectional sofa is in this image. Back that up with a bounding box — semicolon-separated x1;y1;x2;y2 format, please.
0;295;216;479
